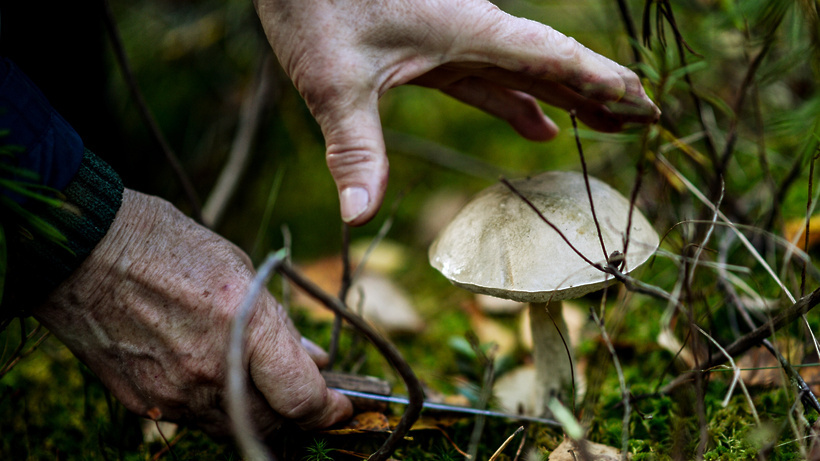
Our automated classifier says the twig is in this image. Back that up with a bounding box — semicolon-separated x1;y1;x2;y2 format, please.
693;325;759;423
614;0;642;64
803;150;820;296
660;287;820;395
152;419;180;461
570;112;609;261
226;250;288;461
280;224;292;313
621;147;648;273
0;321;50;379
589;307;630;461
717;234;820;414
251;167;286;262
202;52;277;228
467;340;497;460
101;0;202;222
717;41;774;176
329;224;353;368
489;426;525;461
277;263;424;461
512;423;529;461
688;180;723;284
657;154;796;303
151;427;189;461
499;178;603;271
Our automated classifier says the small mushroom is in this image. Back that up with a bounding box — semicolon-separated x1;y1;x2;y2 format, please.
429;171;658;415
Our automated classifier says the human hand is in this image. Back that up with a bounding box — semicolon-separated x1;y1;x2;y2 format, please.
254;0;660;225
32;189;352;435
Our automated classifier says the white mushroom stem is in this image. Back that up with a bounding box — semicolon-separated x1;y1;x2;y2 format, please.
529;300;575;416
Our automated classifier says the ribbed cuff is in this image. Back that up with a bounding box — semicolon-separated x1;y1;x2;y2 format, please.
4;149;123;314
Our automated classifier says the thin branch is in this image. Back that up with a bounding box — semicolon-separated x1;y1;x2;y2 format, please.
202;52;277;228
660;287;820;395
571;112;609;261
101;0;202;222
717;234;820;413
614;0;642;63
589;307;631;461
277;263;423;461
489;426;525;461
804;150;820;296
500;178;603;271
0;322;50;379
227;250;287;461
328;224;353;369
717;41;774;175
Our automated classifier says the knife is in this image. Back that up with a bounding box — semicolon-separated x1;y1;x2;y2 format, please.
323;372;560;427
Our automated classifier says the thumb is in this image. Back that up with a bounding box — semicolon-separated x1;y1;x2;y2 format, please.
317;95;389;226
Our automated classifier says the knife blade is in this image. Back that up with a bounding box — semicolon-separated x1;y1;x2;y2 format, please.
330;387;561;427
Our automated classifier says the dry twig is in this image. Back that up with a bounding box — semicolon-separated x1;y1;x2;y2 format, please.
277;262;424;461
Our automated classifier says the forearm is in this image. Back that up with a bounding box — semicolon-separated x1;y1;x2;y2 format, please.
0;59;123;318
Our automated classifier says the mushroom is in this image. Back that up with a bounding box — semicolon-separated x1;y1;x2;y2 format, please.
429;171;659;416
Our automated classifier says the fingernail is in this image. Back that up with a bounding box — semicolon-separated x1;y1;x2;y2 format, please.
340;187;369;223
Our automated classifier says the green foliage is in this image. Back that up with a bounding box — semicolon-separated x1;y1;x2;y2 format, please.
302;438;334;461
0;132;68;311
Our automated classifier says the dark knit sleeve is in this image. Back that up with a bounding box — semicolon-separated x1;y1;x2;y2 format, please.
0;58;123;318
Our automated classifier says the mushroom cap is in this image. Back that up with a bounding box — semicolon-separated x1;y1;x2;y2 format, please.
429;171;659;302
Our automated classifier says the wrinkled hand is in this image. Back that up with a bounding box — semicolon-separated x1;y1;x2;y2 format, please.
32;189;352;435
254;0;660;225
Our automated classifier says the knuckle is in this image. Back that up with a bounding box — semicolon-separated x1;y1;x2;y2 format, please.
277;382;329;424
544;28;583;64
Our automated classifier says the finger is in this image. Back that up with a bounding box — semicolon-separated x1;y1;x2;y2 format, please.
270;300;330;367
449;6;658;118
439;77;559;141
414;67;622;132
457;67;635;131
323;106;388;226
301;337;330;368
247;301;353;429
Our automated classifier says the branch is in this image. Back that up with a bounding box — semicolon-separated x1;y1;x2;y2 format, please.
102;0;203;222
202;52;277;228
277;263;423;461
660;287;820;395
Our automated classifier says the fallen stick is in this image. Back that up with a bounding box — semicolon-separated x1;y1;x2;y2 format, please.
661;287;820;395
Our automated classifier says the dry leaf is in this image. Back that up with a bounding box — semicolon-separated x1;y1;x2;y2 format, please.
464;301;517;357
322;411;391;435
322;411;465;436
346;273;425;334
783;214;820;251
737;338;801;389
549;438;626;460
292;258;424;334
292;256;343;322
350;238;408;274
